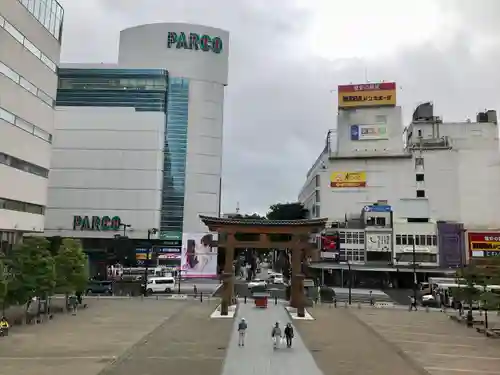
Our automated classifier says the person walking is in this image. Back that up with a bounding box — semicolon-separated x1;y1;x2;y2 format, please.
69;294;78;315
284;323;294;348
409;295;418;311
271;322;282;349
369;291;375;306
237;318;247;347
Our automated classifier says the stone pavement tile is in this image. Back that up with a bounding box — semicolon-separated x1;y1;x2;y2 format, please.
352;308;500;375
221;302;324;375
0;299;186;375
296;306;425;375
99;300;232;375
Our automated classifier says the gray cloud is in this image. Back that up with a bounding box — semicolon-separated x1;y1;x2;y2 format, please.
58;0;500;215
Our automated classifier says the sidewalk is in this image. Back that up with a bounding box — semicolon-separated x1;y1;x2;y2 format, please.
221;303;324;375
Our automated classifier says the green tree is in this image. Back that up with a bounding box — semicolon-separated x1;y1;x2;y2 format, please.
455;263;482;311
0;256;8;315
267;202;308;220
55;239;89;303
6;237;56;316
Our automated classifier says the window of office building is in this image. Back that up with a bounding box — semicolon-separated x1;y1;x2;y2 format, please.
339;231;365;244
19;0;64;41
0;151;49;177
160;77;189;234
338;231;365;262
0;15;57;71
57;69;168;112
0;197;45;215
395;234;437;246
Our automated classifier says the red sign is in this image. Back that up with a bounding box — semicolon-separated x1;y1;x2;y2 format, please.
468;232;500;257
321;235;338;250
338;82;396;93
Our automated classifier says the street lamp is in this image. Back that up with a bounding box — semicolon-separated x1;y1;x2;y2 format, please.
144;228;158;296
120;223;132;237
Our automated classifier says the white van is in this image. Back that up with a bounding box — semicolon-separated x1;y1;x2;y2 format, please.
146;277;176;293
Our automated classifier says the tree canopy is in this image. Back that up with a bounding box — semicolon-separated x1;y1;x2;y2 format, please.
55;238;89;295
455;259;500;311
267;202;309;220
0;256;8;312
6;237;56;306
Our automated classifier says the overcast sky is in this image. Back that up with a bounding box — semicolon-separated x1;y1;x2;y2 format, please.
57;0;500;215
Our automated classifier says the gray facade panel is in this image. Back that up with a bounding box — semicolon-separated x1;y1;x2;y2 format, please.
0;28;57;96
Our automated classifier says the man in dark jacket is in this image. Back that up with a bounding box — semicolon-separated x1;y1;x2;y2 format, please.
237;318;248;346
284;323;294;348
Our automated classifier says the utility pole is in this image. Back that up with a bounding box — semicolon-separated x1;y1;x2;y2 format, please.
348;260;352;305
144;228;157;296
412;235;417;303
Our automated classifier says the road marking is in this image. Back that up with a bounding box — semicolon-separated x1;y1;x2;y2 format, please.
146;356;225;360
392;339;476;348
379;328;484;340
0;356;116;360
429;353;500;361
425;366;500;374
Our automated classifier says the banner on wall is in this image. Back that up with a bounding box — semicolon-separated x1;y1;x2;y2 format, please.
181;232;218;278
468;232;500;258
330;171;367;188
350;124;388;141
338;82;397;109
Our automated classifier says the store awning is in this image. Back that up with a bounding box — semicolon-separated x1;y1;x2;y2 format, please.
309;262;457;274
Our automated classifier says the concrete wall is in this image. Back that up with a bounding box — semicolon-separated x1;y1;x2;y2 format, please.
0;0;61;233
44;107;164;239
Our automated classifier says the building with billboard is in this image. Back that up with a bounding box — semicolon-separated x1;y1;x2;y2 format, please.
0;0;63;249
300;82;499;282
43;23;228;275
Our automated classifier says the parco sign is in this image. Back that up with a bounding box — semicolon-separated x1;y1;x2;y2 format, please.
73;215;121;231
167;31;223;54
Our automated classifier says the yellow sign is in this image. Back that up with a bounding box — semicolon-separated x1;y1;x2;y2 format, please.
338;82;397;109
330;171;367;188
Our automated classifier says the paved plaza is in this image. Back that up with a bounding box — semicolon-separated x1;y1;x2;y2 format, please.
2;297;500;375
0;298;230;375
351;307;500;375
296;306;425;375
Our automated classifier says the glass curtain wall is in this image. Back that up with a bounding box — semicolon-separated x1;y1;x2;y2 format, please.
160;78;189;237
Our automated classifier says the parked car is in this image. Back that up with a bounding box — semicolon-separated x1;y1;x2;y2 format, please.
145;276;176;294
272;275;284;284
86;280;113;295
248;279;267;289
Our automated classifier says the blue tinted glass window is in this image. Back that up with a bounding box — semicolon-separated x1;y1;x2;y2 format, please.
160;77;189;234
56;68;168;112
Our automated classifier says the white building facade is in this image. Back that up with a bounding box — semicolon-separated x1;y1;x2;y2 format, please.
44;23;228;247
300;98;499;268
0;0;63;247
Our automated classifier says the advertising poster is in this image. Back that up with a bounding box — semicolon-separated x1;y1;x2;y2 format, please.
181;232;218;278
468;232;500;258
330;171;367;188
350;124;388;141
338;82;396;109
